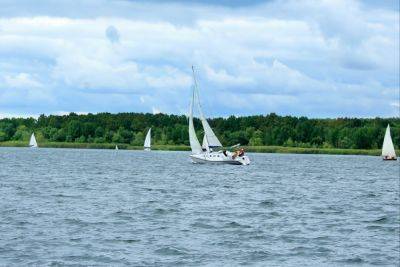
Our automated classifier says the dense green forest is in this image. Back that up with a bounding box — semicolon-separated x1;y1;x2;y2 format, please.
0;112;398;149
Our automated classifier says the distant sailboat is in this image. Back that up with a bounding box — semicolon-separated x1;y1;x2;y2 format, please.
115;145;119;150
382;124;397;160
29;133;38;148
188;66;250;165
144;128;151;151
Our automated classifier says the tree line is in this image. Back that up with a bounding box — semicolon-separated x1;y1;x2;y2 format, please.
0;112;398;149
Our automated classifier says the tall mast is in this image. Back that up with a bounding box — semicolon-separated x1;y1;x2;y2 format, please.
190;65;222;148
192;65;204;117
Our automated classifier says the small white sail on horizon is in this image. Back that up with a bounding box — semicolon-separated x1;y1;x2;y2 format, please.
382;124;396;160
144;128;151;151
29;133;38;148
115;145;119;150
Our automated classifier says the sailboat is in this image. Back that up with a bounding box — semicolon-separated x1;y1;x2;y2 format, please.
188;66;250;165
382;124;397;160
144;128;151;151
29;133;38;148
115;145;119;150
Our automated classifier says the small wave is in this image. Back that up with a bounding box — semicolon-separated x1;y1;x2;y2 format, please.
105;238;140;244
53;194;80;198
190;222;215;229
371;216;388;223
268;211;281;217
112;210;133;219
64;218;106;226
364;192;377;198
122;239;140;243
259;200;275;207
312;236;330;241
247;250;271;261
155;208;167;214
249;235;265;240
155;246;188;256
316;247;332;253
49;261;64;266
292;246;309;252
337;257;364;264
337;228;355;234
366;225;381;230
284;229;301;235
2;208;16;214
64;218;84;225
312;207;343;215
62;254;115;264
225;221;251;229
364;216;389;224
16;221;30;226
153;188;167;193
365;225;391;231
154;208;178;215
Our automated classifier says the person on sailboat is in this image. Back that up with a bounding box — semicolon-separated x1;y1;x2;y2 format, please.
232;148;245;159
384;155;396;160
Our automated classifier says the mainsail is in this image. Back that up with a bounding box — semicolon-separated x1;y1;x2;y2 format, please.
144;128;151;149
191;66;222;149
382;124;396;158
29;133;38;148
188;87;202;154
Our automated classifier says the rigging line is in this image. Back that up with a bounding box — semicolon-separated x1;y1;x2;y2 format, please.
192;65;206;117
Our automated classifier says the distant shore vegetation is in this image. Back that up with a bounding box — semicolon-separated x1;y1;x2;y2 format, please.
0;112;398;151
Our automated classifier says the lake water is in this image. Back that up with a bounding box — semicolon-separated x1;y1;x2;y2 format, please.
0;147;398;266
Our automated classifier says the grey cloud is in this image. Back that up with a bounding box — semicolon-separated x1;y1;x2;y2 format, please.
341;58;377;71
106;25;120;43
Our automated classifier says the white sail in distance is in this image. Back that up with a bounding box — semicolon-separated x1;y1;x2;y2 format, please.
382;124;396;158
144;128;151;149
191;66;222;148
29;133;38;148
188;87;202;154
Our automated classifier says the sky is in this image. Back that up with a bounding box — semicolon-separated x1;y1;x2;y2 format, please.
0;0;399;118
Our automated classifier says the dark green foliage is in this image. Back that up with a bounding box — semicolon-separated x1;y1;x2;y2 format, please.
0;112;398;149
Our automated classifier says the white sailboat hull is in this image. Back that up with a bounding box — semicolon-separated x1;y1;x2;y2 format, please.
383;157;397;161
144;147;151;151
190;152;250;165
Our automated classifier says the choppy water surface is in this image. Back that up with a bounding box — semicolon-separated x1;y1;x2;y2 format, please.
0;148;399;266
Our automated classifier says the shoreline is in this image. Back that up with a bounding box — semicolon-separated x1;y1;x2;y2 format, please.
0;141;392;156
